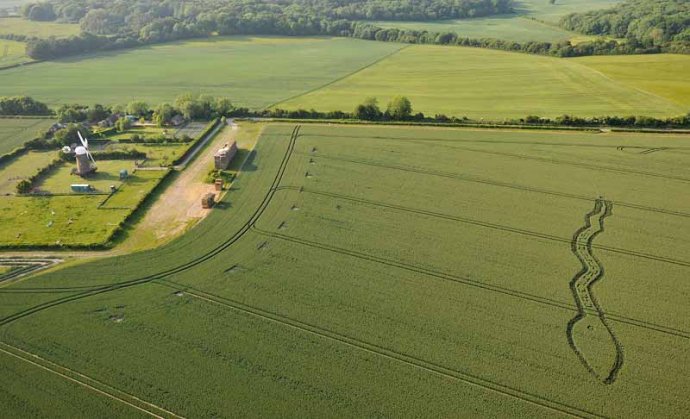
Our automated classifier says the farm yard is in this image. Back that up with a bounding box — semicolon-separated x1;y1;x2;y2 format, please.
0;123;688;416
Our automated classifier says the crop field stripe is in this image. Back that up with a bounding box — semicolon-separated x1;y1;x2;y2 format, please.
0;342;182;418
279;185;571;242
0;126;301;327
266;45;409;110
297;133;690;150
418;144;690;183
154;280;602;419
278;183;690;268
252;226;690;340
304;152;690;219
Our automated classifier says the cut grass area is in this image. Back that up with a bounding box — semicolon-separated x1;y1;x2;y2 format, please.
0;150;168;246
0;17;80;38
0;195;128;246
0;38;30;68
575;54;690;108
34;159;139;194
370;15;575;43
97;126;167;141
108;143;189;167
0;124;688;416
0;117;53;155
280;45;685;120
99;170;168;209
0;36;403;108
0;150;55;194
0;166;167;247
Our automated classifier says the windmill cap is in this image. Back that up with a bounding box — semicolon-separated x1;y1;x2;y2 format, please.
75;146;88;155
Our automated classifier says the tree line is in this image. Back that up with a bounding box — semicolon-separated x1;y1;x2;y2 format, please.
16;0;688;59
560;0;690;53
5;95;690;133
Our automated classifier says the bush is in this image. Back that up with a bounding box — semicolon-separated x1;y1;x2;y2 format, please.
16;180;32;194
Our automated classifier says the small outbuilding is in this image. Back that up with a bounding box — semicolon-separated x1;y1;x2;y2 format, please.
214;142;237;170
201;193;216;209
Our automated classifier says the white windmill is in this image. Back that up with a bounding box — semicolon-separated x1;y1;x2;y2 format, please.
74;131;97;176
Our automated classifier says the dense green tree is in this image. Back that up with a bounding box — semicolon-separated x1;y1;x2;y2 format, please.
54;124;92;146
126;101;149;117
0;96;50;115
56;104;88;123
354;97;383;120
86;104;109;122
386;96;413;120
152;103;176;126
21;2;56;21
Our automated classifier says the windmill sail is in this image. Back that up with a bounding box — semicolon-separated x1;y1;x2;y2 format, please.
77;131;97;164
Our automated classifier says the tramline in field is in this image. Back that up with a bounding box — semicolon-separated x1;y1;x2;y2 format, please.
0;124;688;417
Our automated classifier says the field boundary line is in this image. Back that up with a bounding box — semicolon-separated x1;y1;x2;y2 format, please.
265;45;409;109
408;143;690;183
572;60;687;110
0;342;183;418
297;132;690;150
155;280;602;419
301;152;690;219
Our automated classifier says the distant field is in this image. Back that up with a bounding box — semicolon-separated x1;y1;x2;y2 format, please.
280;45;685;119
0;36;403;107
515;0;621;23
0;17;80;38
0;38;29;68
369;0;620;43
370;15;574;43
575;54;690;108
0;117;52;155
0;123;688;416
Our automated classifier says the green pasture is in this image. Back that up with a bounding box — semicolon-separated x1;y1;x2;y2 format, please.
369;0;620;43
105;143;188;167
279;45;685;119
0;195;128;246
98;126;167;141
0;38;29;68
0;156;166;246
0;117;52;155
575;54;690;108
0;36;403;107
515;0;621;23
34;159;138;194
0;17;80;38
370;15;575;43
0;123;688;416
0;149;55;194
